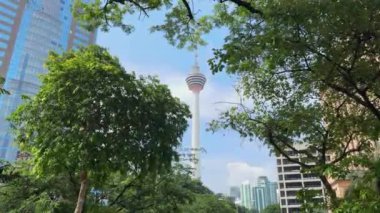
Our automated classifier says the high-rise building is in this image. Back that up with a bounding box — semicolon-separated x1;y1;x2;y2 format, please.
253;176;279;212
240;177;279;212
276;144;325;213
0;0;96;161
268;181;279;204
229;186;241;201
185;54;206;179
240;180;254;210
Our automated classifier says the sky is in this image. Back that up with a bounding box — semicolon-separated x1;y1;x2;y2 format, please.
96;8;277;194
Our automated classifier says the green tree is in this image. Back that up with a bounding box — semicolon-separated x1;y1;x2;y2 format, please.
74;0;380;209
0;76;9;95
262;204;280;213
334;159;380;213
180;193;235;213
9;45;190;213
0;162;232;213
98;165;200;212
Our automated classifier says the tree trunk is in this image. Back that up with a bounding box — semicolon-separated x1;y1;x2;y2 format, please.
74;170;89;213
319;175;338;209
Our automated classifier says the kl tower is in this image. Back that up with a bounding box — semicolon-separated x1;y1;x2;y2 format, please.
186;54;206;179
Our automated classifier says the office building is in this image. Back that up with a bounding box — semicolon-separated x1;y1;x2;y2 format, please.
0;0;96;161
253;176;279;212
276;144;325;213
240;177;278;212
240;180;254;210
229;186;241;201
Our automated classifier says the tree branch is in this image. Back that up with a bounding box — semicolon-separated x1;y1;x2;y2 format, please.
225;0;263;17
181;0;194;20
265;126;312;169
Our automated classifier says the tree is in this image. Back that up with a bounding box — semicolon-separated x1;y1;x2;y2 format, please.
0;158;80;212
334;159;380;213
0;162;233;213
262;204;280;213
180;193;235;213
74;0;380;209
74;0;380;120
0;76;9;95
99;165;201;212
9;45;190;212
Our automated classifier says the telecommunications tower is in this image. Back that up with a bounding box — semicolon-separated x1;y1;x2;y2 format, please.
185;54;206;179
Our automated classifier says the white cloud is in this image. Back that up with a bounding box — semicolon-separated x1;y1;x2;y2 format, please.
122;62;240;121
226;162;274;187
201;156;277;193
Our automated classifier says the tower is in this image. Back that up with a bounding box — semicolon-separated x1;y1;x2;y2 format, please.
0;0;96;161
185;54;206;179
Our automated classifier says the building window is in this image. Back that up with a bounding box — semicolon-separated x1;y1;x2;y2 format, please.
0;6;17;17
0;24;11;32
281;199;286;205
284;174;301;180
286;190;297;197
0;33;10;41
0;13;13;24
283;166;300;172
304;181;321;188
279;183;284;189
286;182;302;188
0;41;7;49
1;1;18;10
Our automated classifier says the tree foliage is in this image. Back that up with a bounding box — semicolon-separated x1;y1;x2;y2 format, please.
8;45;190;212
262;204;280;213
0;162;235;213
74;0;380;210
334;159;380;213
0;76;9;95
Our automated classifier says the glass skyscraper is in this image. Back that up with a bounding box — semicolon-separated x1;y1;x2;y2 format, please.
240;177;279;212
0;0;96;161
252;176;278;212
240;180;254;210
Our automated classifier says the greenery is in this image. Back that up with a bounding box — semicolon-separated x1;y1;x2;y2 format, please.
179;193;235;213
8;45;190;212
334;159;380;213
74;3;380;207
17;0;380;211
0;161;236;212
0;76;9;95
262;204;280;213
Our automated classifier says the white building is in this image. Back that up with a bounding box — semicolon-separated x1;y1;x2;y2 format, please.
276;144;326;213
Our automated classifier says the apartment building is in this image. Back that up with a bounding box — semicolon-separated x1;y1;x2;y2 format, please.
276;144;326;213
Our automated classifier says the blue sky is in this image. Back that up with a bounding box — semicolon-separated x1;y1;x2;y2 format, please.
96;9;277;194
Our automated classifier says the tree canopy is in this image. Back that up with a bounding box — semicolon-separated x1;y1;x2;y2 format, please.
9;45;190;212
74;0;380;210
0;77;9;95
262;204;280;213
0;162;236;213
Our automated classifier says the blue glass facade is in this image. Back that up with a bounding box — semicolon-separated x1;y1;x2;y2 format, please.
0;0;96;161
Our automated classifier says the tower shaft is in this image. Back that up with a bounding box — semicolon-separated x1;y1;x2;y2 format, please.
191;92;201;179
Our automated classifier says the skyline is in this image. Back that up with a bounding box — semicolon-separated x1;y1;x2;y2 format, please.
95;12;277;193
0;1;378;212
0;0;277;194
